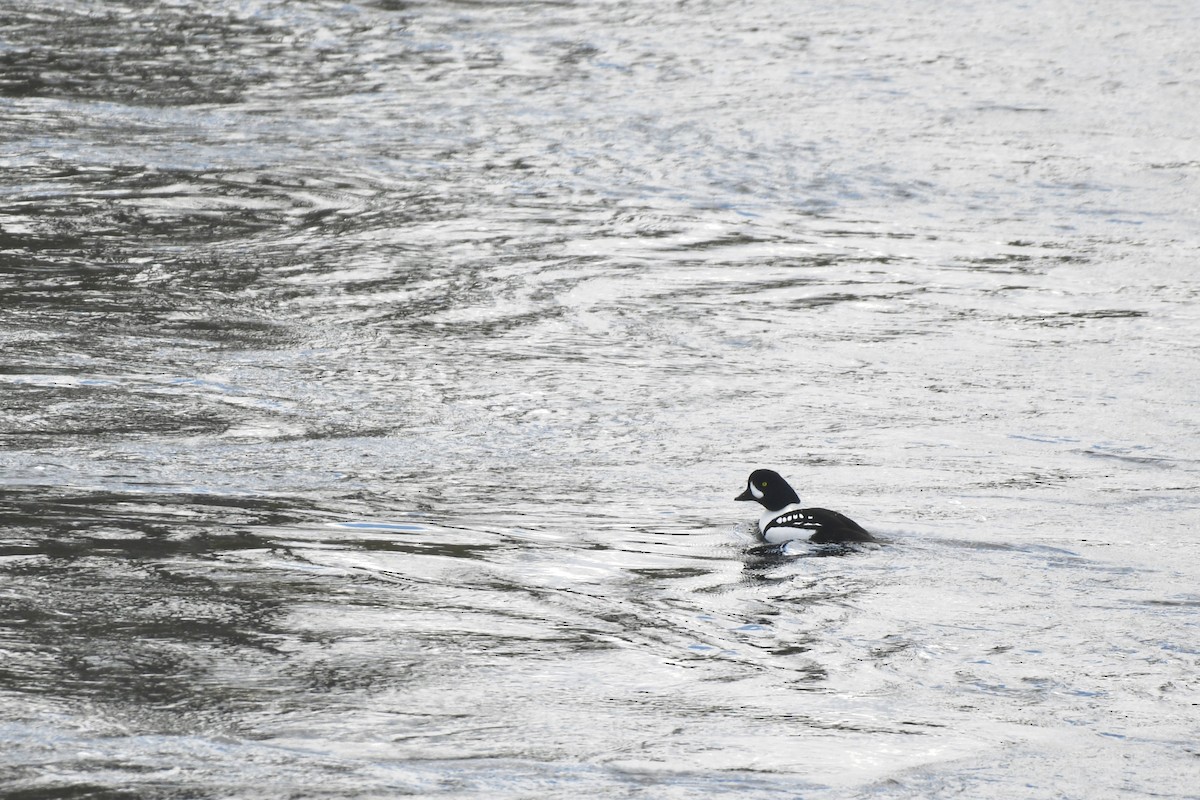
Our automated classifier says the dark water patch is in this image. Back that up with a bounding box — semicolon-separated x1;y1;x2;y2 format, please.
1014;308;1150;328
951;253;1038;273
1139;597;1200;609
0;784;154;800
0;163;362;266
820;228;923;240
1058;308;1148;319
973;469;1076;488
1;381;235;441
0;555;288;711
0;525;278;562
774;713;930;736
340;534;506;561
1079;448;1179;468
0;4;256;105
790;291;874;309
0;487;315;547
0;2;418;107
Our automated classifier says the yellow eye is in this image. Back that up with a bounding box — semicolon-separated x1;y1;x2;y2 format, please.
760;481;768;487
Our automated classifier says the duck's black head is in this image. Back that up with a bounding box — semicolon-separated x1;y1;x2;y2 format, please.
735;469;801;511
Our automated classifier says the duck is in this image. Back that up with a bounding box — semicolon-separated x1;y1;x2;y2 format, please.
735;468;876;544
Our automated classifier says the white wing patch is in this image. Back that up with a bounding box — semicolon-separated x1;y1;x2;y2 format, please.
771;510;820;529
759;503;809;541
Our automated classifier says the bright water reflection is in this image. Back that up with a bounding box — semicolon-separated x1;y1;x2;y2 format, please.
2;0;1200;797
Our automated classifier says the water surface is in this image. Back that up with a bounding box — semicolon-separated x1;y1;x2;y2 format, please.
2;1;1199;797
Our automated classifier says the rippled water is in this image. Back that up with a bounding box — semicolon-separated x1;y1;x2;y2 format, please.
3;1;1199;797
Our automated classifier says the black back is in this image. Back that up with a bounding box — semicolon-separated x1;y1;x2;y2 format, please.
764;507;877;544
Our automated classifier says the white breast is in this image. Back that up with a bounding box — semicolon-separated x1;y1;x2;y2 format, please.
759;503;808;542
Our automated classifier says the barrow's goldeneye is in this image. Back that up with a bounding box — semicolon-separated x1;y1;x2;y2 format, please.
736;468;876;544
